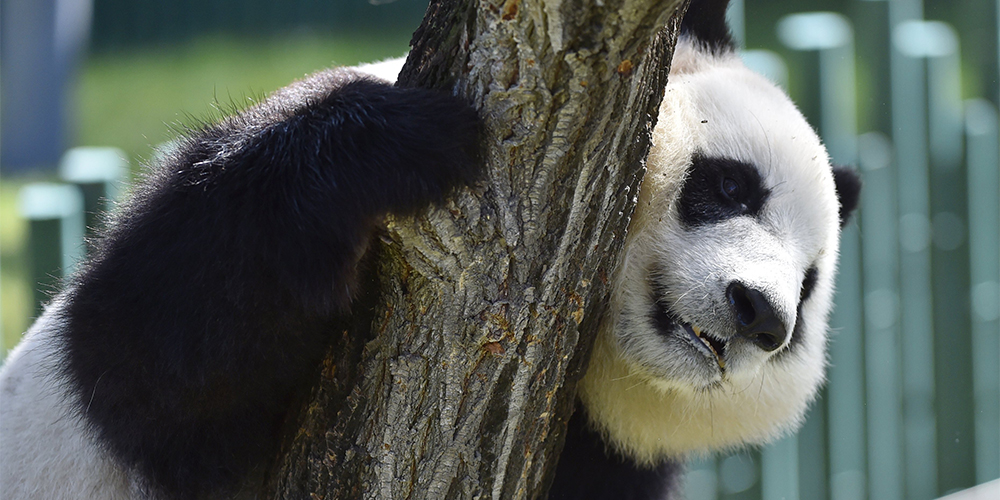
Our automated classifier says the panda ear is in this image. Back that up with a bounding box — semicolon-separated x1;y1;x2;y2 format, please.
681;0;736;53
832;165;862;228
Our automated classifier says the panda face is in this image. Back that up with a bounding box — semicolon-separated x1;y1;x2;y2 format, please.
578;40;844;463
628;58;840;389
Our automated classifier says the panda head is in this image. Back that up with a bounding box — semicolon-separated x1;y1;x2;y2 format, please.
578;5;861;465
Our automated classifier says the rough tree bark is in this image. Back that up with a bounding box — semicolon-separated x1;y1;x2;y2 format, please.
267;0;687;498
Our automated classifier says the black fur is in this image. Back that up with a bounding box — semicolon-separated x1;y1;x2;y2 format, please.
800;266;819;304
678;154;771;228
549;410;682;500
681;0;735;53
784;265;820;353
59;68;480;499
832;165;862;227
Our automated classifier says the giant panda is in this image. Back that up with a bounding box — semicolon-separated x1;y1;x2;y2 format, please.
0;72;481;499
0;1;860;499
548;1;861;498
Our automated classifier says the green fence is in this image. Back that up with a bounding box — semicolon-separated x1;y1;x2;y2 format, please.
686;1;999;499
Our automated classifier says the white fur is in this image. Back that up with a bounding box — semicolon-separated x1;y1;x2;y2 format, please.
0;302;135;499
579;37;841;465
354;56;406;83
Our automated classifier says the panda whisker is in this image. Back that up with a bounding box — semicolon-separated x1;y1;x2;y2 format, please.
708;394;716;441
670;284;706;305
756;371;766;407
85;369;110;415
610;372;641;383
733;372;760;396
748;108;775;175
625;379;649;392
668;271;719;307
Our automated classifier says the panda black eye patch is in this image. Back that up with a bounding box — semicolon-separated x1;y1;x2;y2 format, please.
678;154;770;227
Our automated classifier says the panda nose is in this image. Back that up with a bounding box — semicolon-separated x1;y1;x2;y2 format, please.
726;281;788;352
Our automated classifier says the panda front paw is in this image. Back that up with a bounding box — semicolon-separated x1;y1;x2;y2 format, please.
325;77;483;217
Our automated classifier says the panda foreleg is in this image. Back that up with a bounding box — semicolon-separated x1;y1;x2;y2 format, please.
548;408;683;500
49;68;479;498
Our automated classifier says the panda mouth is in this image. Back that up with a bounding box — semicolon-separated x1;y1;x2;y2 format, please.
682;321;727;369
651;292;727;369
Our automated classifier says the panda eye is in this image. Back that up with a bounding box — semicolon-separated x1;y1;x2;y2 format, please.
679;155;770;227
721;177;741;200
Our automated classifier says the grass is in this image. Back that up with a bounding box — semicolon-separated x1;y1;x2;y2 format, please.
1;31;413;353
1;180;32;353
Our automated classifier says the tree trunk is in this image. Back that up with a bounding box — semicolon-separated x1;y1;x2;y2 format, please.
268;0;687;498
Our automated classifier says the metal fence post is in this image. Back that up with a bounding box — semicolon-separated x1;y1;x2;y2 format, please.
777;12;863;500
686;457;721;500
889;16;937;500
964;98;1000;485
857;130;901;500
17;183;85;317
894;19;978;496
925;21;976;496
853;5;905;499
719;452;762;500
740;50;788;90
58;146;127;236
727;0;745;48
